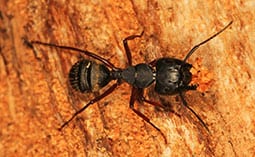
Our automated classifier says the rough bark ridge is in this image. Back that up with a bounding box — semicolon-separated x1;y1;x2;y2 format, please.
0;0;254;156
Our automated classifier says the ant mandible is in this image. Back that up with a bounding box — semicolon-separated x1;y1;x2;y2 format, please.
26;21;232;143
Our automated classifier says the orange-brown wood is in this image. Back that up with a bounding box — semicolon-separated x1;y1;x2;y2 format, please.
0;0;254;156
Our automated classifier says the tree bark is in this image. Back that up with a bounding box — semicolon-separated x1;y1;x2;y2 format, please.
0;0;254;156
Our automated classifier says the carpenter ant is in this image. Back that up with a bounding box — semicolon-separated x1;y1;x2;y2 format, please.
25;21;232;143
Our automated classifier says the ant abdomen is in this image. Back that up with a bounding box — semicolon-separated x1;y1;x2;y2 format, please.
69;60;111;93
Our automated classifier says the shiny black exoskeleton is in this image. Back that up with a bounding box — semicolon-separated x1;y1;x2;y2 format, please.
69;58;195;95
69;61;156;92
155;58;194;95
69;60;111;93
27;21;232;143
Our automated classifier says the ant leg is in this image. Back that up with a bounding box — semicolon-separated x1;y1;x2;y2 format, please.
123;31;144;66
140;96;165;109
24;39;118;70
141;96;181;117
179;92;210;133
129;87;167;143
59;82;119;130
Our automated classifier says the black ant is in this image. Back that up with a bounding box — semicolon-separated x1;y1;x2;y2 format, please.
25;21;232;143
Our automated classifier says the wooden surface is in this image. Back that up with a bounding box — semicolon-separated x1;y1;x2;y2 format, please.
0;0;254;156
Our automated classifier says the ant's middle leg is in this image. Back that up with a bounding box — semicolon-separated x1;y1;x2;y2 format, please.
129;87;167;143
123;31;144;66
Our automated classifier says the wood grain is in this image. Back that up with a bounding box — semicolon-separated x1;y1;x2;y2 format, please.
0;0;254;156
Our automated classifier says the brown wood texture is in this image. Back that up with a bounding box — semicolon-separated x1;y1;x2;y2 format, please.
0;0;254;156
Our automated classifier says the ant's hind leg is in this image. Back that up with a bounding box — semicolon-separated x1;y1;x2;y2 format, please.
23;38;118;70
59;82;119;130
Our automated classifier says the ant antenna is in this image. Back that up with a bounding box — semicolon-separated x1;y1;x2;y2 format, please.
183;21;233;63
179;92;210;133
